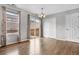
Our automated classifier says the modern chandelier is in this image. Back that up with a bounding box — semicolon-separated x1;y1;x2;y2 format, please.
38;8;46;19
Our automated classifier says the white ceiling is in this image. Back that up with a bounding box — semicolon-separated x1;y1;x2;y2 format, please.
16;4;79;15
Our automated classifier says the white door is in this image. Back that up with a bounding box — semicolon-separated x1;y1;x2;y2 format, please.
71;13;79;42
65;14;73;41
65;13;79;42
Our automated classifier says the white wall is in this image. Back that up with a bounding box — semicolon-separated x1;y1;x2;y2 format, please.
56;15;65;39
43;8;79;43
43;15;65;39
20;10;28;41
43;17;56;38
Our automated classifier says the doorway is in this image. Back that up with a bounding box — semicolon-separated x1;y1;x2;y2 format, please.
30;16;40;39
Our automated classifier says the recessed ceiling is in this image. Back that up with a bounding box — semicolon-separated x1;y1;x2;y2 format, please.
16;4;79;15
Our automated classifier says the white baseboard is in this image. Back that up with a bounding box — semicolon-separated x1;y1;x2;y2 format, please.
44;37;79;43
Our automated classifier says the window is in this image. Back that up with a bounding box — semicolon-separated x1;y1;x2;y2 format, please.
6;11;19;33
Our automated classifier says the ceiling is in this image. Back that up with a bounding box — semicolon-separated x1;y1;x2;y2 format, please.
16;4;79;15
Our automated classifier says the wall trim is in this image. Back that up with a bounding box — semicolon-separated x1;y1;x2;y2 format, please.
44;37;79;43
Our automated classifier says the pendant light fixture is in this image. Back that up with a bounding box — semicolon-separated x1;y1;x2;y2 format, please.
38;8;46;19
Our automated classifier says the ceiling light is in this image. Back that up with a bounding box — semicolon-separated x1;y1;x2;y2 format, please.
38;8;46;19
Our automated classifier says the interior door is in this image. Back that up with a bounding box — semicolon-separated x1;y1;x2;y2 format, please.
65;13;79;42
65;14;73;41
71;13;79;41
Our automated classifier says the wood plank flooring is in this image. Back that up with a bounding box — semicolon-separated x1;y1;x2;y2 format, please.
0;38;79;55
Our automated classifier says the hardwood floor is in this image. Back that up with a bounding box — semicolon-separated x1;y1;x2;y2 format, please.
0;38;79;55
